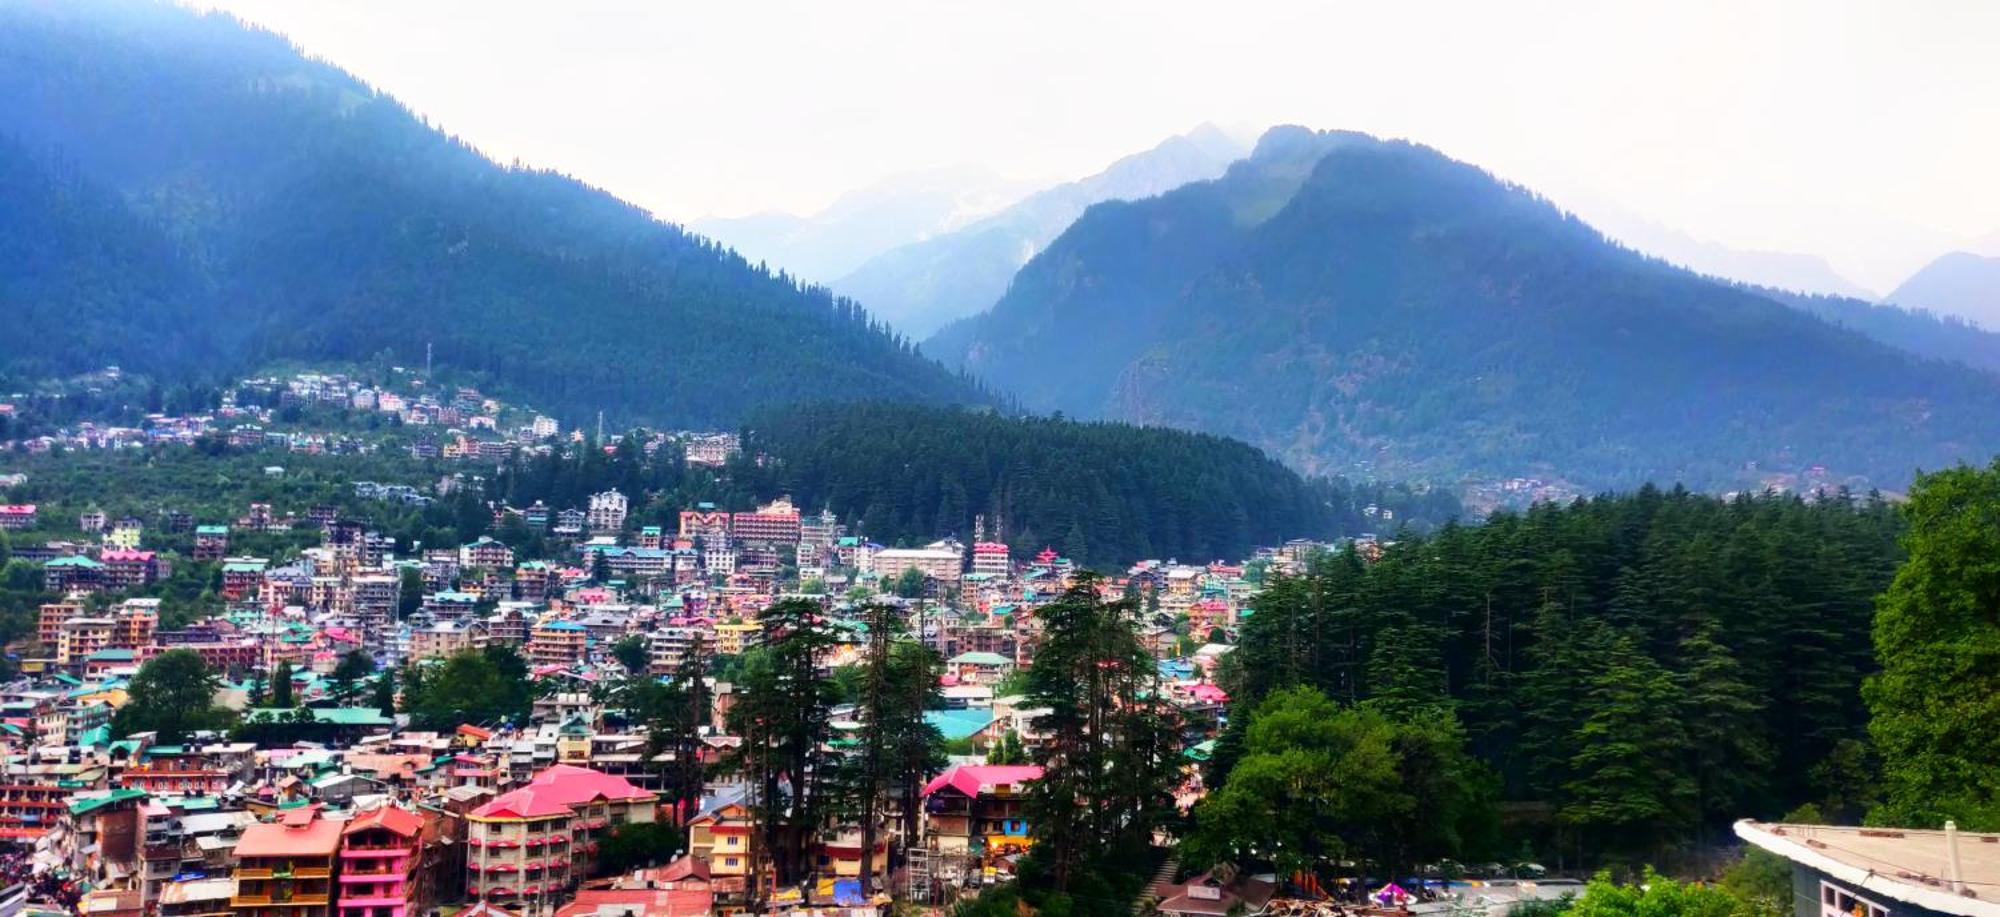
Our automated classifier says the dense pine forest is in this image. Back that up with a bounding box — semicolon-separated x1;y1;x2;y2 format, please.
737;403;1460;565
0;1;989;425
1210;485;1902;865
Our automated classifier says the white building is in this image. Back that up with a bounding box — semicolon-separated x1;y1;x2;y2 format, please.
587;490;628;536
875;541;965;585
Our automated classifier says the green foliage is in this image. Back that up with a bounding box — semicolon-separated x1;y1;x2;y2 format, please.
611;634;649;674
892;567;928;599
723;598;840;889
985;730;1028;765
1719;848;1793;917
1864;461;2000;830
0;2;990;425
1215;486;1902;862
270;660;296;709
1023;575;1182;892
1566;869;1758;917
928;127;2000;490
1184;686;1496;876
593;821;685;876
400;645;533;730
741;402;1458;566
112;649;234;742
329;649;376;701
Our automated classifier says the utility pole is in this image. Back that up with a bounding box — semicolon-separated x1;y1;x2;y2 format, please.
425;342;432;377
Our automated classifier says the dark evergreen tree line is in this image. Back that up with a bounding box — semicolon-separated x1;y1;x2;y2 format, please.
1213;485;1901;864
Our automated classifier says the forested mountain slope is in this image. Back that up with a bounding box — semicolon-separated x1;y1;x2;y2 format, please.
735;402;1459;566
834;125;1245;337
927;127;2000;490
0;0;987;426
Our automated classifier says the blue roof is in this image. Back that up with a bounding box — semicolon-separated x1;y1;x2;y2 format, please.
925;708;998;741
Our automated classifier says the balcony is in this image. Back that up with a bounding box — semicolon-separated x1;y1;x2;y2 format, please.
233;896;274;906
238;868;274;880
294;867;331;879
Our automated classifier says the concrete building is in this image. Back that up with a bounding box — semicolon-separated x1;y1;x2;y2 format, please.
1736;820;2000;917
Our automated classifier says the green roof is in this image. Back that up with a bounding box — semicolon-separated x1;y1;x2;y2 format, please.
195;525;229;535
68;788;148;815
949;651;1012;666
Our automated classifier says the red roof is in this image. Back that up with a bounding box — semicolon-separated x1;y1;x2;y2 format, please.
236;816;343;857
457;724;496;741
921;764;1042;798
0;505;34;514
344;804;423;838
554;888;712;917
101;549;157;562
470;764;653;819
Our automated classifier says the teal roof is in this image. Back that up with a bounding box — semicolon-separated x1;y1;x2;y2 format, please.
246;707;393;727
924;708;998;741
68;788;148;815
949;651;1012;666
222;561;265;573
195;525;229;535
45;555;103;568
86;649;137;662
77;725;111;748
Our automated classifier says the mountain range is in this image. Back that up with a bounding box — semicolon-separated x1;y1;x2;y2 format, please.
925;127;2000;489
0;0;987;427
1885;252;2000;329
830;125;1247;337
690;164;1037;286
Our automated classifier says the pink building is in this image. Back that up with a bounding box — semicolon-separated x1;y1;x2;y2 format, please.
339;804;426;917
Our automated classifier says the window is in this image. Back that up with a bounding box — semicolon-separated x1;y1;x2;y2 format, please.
1821;882;1889;917
725;857;739;868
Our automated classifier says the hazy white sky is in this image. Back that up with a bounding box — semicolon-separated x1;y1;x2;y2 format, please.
189;0;2000;291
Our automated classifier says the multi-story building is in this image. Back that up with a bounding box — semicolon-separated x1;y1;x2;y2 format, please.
676;509;730;544
586;491;627;536
875;542;965;585
233;808;343;917
529;621;588;668
109;598;160;650
222;558;269;601
0;504;36;530
338;804;427;917
686;789;753;879
38;600;82;651
410;622;483;661
513;562;555;603
970;542;1012;577
460;537;516;571
101;549;165;590
730;497;801;546
44;555;106;594
56;617;115;668
920;764;1040;863
192;525;230;561
645;627;703;677
465;765;658;917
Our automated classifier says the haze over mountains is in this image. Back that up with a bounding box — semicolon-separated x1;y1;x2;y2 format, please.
0;0;987;427
925;127;2000;489
831;125;1247;337
690;165;1039;286
1885;252;2000;329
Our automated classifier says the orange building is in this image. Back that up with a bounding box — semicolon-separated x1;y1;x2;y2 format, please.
233;808;342;917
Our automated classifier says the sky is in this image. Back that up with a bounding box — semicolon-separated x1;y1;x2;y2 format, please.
187;0;2000;293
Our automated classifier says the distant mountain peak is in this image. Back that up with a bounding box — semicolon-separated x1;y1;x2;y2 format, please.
926;128;2000;490
1887;251;2000;328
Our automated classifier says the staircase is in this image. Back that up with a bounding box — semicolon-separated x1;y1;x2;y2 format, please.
1135;852;1179;915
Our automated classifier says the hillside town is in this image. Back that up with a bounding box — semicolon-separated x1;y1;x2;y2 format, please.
0;463;1357;917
